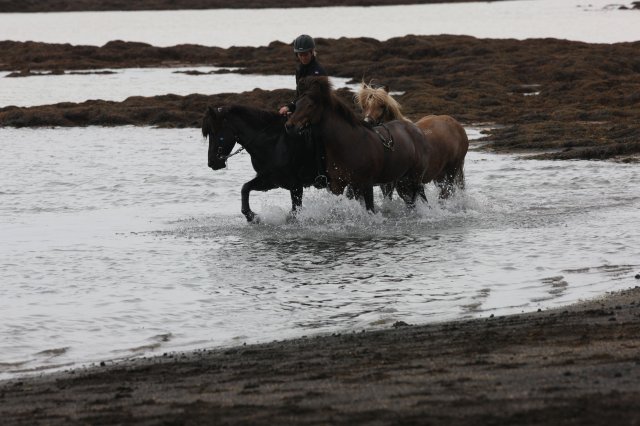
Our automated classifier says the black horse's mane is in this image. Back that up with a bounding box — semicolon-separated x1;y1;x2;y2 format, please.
300;76;361;127
226;104;283;129
202;104;284;139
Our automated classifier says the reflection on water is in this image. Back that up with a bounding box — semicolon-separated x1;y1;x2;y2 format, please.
0;126;639;379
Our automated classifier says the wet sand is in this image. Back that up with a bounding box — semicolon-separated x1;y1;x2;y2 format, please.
2;286;640;425
1;35;639;160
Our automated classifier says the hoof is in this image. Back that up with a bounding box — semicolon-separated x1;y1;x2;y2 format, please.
242;210;259;223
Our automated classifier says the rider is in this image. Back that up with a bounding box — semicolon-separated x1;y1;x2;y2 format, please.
278;34;328;188
279;34;327;115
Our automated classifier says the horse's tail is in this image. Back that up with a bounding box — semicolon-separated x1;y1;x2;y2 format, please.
201;106;214;139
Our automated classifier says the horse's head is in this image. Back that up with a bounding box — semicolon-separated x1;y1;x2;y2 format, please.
285;76;332;135
355;81;398;125
202;106;238;170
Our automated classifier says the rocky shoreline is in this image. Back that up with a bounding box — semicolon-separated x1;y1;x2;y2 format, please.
1;35;639;160
2;286;640;425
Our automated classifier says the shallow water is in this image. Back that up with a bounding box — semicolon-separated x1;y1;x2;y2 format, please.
0;0;638;47
0;67;353;107
1;126;638;379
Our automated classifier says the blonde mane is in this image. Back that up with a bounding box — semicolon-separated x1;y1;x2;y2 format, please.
354;81;410;122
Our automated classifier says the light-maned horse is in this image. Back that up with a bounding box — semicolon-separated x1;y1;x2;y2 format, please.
355;82;469;198
285;76;433;212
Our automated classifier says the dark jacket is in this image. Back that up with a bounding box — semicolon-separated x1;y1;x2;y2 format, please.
288;56;327;111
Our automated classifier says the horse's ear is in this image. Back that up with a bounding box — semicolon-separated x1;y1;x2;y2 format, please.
209;106;228;119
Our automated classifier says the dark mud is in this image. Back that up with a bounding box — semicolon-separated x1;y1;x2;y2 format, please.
2;286;640;425
1;35;639;160
0;0;507;13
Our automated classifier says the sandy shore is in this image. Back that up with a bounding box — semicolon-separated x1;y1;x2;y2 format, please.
2;285;640;425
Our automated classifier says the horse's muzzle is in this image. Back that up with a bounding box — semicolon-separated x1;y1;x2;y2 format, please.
363;116;380;126
208;159;227;170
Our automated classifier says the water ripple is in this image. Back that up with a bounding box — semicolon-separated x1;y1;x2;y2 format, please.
1;127;639;379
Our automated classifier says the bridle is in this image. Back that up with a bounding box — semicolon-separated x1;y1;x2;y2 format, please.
211;109;276;161
218;138;244;161
214;121;244;161
363;102;389;127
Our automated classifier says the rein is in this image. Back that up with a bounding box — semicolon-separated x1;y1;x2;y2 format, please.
373;122;394;151
219;144;244;160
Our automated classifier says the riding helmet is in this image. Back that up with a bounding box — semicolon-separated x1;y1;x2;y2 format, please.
293;34;315;53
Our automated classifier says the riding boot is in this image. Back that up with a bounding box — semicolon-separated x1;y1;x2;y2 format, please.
313;140;328;189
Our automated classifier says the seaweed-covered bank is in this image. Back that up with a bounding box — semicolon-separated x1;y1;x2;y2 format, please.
1;35;639;160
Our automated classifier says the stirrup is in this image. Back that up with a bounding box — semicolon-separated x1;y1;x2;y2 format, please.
313;174;328;189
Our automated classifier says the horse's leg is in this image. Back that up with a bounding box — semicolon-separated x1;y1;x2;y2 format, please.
350;186;363;200
454;165;465;191
436;169;454;199
241;176;275;222
397;181;425;209
328;178;347;196
395;180;414;207
345;184;356;200
291;185;303;210
288;186;303;222
438;160;466;199
361;185;375;213
380;182;395;200
418;184;428;203
437;179;449;199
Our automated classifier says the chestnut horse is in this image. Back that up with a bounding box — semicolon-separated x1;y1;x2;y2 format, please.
285;77;432;212
355;82;469;198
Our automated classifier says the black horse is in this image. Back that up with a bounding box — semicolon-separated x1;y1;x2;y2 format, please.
202;105;317;222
